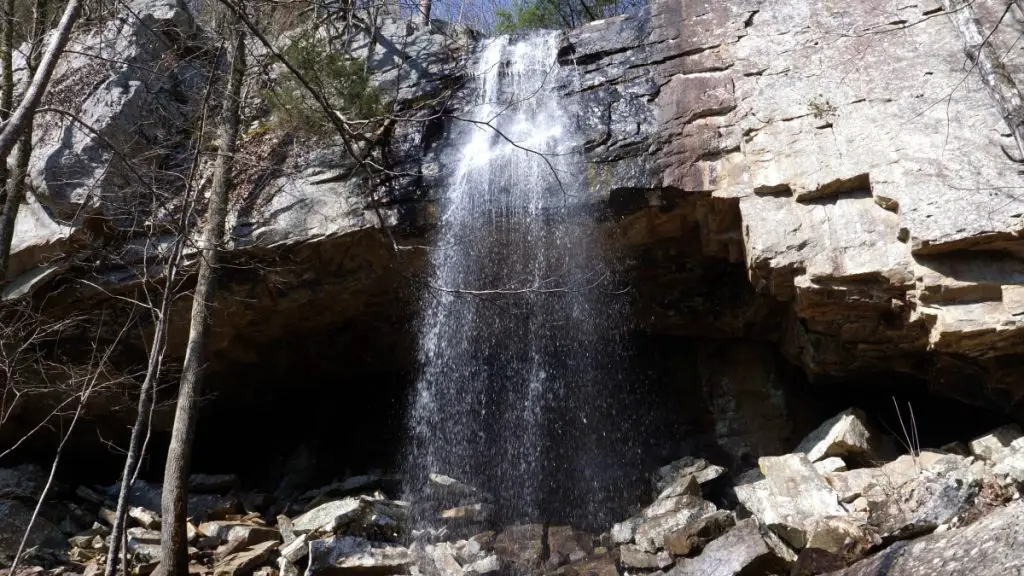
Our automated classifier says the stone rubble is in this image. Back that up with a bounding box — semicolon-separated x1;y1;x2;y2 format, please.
6;408;1024;576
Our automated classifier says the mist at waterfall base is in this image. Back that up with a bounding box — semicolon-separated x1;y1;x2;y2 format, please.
403;32;655;530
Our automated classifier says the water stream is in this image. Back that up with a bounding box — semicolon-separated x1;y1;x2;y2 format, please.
405;31;645;529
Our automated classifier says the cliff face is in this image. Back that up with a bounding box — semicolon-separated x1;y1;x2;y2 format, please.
5;0;1024;454
569;0;1024;407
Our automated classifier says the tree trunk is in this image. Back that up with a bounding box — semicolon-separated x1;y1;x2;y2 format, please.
940;0;1024;158
0;0;82;281
106;26;221;576
1;0;14;122
420;0;431;25
0;0;46;282
104;311;167;576
155;21;245;576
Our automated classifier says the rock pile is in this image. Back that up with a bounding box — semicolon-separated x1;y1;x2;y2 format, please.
610;408;1023;576
9;408;1024;575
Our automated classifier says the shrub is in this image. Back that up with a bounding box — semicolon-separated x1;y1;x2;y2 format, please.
266;30;382;138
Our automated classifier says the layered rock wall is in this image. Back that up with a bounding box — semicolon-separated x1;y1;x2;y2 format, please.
559;0;1024;406
5;0;1024;444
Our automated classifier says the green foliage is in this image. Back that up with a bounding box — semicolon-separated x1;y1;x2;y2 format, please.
266;31;382;138
494;0;635;33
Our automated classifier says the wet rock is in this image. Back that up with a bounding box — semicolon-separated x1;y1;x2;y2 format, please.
462;554;500;575
635;497;718;552
668;519;792;575
415;541;464;576
663;510;736;557
619;545;672;569
610;517;640;544
440;503;492;523
426;473;488;506
214;540;278;576
546;526;593;568
493;524;544;571
452;538;486;565
834;500;1024;575
306;536;411;575
293;495;407;537
546;555;619;576
655;475;701;502
652;457;727;494
794;409;878;464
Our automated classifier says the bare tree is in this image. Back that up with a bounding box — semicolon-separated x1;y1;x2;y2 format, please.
8;315;130;576
0;0;83;280
103;35;223;576
155;17;246;575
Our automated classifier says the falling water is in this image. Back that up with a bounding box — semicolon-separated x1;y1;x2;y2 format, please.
405;32;645;529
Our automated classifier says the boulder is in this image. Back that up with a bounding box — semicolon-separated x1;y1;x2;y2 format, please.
416;542;464;576
462;554;501;575
493;524;544;571
794;409;878;464
546;526;594;568
291;495;408;538
814;457;848;474
619;545;672;569
279;534;309;563
440;503;492;523
129;507;161;530
664;510;736;557
737;454;846;549
306;536;411;575
126;527;163;564
668;519;792;575
803;516;878;559
826;452;979;539
426;473;488;506
634;497;718;552
546;555;619;576
652;457;727;494
834;500;1024;575
199;522;281;548
866;455;979;539
970;425;1024;463
610;517;640;544
656;474;702;502
0;501;63;563
292;498;362;533
214;540;279;576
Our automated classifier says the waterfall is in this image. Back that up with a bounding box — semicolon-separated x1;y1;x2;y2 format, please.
405;31;645;529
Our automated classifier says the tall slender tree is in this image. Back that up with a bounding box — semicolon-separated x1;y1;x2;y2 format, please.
155;16;246;576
